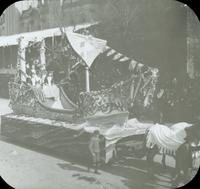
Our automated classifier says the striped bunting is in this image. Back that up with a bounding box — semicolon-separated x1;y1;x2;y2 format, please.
106;49;116;56
129;60;137;71
104;46;158;74
104;46;140;71
119;56;130;62
103;46;111;52
138;63;143;67
113;53;123;60
106;47;131;62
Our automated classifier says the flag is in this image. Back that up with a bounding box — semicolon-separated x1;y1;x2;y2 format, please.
107;49;116;56
129;60;137;71
113;53;122;60
119;56;130;62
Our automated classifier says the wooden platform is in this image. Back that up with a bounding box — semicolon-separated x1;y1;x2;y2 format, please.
1;113;151;164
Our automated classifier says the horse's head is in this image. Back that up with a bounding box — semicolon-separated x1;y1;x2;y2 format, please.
184;123;200;144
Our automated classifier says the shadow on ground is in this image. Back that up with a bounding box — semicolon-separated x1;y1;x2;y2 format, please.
0;136;173;189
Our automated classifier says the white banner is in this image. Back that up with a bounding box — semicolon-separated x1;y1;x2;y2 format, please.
66;32;107;68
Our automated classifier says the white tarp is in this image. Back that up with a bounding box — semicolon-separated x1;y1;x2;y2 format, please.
83;118;154;145
82;118;154;163
66;32;107;68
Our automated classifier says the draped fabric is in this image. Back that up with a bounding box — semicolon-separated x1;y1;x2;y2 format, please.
66;32;107;68
82;118;154;150
146;122;192;155
42;85;60;99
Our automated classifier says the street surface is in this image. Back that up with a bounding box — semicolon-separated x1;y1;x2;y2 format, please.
0;98;177;189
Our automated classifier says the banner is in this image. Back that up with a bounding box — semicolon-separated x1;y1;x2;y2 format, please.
66;32;107;68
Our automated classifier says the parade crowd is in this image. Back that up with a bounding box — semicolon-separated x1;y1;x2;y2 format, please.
166;76;199;121
143;75;200;123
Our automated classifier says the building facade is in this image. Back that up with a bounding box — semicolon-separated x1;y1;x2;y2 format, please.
0;1;200;80
0;4;20;36
0;0;103;36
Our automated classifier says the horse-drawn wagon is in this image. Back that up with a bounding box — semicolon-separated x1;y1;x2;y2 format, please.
1;28;160;164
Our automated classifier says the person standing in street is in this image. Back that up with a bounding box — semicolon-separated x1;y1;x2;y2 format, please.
88;130;102;174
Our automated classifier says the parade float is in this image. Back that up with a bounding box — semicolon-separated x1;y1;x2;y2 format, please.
1;26;159;163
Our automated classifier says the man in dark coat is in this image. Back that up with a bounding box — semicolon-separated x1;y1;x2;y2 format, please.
171;135;194;188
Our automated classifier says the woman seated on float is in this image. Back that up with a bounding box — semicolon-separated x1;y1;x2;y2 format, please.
25;64;42;86
31;68;46;102
43;72;60;100
42;71;63;109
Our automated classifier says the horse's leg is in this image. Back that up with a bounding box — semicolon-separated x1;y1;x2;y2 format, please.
146;148;153;176
171;153;178;178
146;146;158;177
